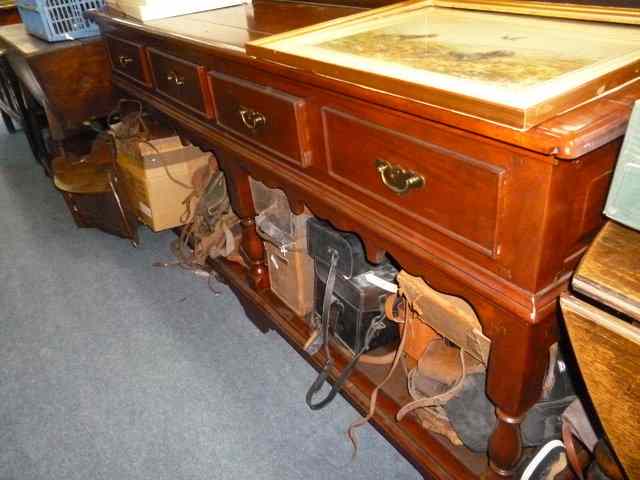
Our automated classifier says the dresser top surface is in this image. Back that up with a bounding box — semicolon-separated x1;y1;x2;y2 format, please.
91;1;640;158
101;1;362;52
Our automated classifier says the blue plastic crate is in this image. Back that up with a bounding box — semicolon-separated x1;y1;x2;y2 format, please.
17;0;105;42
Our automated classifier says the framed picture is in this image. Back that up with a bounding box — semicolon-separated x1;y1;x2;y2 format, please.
247;0;640;129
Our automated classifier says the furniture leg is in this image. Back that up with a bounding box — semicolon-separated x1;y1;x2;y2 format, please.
0;56;47;168
2;110;15;133
24;92;49;166
485;312;556;478
0;55;18;134
218;157;269;291
23;109;46;167
16;101;44;168
8;71;50;173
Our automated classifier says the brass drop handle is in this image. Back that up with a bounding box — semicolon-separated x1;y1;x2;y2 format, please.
118;55;133;67
239;106;267;130
166;71;185;87
375;159;425;195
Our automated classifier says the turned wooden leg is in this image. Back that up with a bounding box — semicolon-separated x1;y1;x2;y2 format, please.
240;216;270;290
488;409;525;477
218;156;269;291
485;310;556;478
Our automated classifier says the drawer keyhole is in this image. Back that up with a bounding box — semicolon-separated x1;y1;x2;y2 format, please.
375;159;425;195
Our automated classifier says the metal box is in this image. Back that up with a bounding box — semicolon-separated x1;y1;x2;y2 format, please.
313;261;398;354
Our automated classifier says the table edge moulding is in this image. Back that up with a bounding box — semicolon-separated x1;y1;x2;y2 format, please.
87;2;640;478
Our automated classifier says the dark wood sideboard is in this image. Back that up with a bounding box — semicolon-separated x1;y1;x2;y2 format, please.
88;2;638;478
0;24;114;143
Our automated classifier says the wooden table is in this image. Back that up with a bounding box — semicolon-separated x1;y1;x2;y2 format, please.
573;221;640;321
0;24;114;148
88;2;639;478
561;221;640;480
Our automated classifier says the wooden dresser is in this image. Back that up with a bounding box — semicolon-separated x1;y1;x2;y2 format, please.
88;2;639;478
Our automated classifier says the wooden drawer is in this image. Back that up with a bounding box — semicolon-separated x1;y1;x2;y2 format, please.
322;106;508;258
105;35;151;87
209;71;312;167
148;49;213;118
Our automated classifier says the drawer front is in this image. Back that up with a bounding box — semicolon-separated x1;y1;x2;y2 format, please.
148;49;213;118
322;107;507;258
106;36;150;87
209;72;312;167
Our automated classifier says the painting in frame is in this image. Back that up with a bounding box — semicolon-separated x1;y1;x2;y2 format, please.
247;0;640;129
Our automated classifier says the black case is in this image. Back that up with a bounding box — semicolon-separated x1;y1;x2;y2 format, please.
307;218;369;279
314;261;399;354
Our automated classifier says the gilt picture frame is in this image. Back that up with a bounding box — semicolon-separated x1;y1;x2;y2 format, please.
247;0;640;129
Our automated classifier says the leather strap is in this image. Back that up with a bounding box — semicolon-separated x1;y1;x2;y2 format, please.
305;312;388;411
305;249;340;410
397;347;467;421
305;253;394;411
348;296;409;456
563;420;585;480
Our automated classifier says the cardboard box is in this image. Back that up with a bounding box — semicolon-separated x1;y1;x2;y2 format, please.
265;241;315;318
250;177;311;250
117;139;211;232
250;178;315;317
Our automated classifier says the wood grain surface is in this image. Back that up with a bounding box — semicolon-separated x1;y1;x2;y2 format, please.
561;294;640;480
573;221;640;321
0;24;113;139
